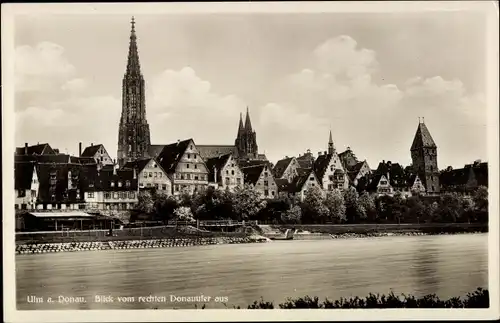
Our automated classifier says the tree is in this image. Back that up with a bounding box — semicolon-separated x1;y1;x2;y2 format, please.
153;191;177;224
435;193;462;223
405;195;425;223
459;195;476;223
358;192;376;222
300;186;328;224
343;186;364;223
260;198;291;224
473;186;488;212
173;206;195;222
232;185;267;221
281;205;302;224
324;189;346;223
137;190;154;214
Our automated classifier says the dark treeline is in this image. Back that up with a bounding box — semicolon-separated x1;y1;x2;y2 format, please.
131;185;488;226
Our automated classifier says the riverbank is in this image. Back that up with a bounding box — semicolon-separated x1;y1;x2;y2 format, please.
15;235;269;255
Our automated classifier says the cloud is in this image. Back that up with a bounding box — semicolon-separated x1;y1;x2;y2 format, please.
15;42;76;93
147;66;247;145
259;35;487;167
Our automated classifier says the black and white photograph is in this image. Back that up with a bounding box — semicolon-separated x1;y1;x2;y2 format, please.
2;2;499;322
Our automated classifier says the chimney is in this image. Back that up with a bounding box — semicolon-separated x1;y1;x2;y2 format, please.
113;165;117;175
24;143;28;155
383;160;385;164
214;166;217;183
324;151;327;155
318;151;322;157
79;142;82;157
91;143;93;147
177;139;180;145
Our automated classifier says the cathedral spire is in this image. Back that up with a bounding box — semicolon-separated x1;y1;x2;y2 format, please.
244;106;253;132
237;112;244;135
126;16;141;75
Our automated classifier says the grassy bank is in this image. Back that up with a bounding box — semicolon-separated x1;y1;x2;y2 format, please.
189;288;488;309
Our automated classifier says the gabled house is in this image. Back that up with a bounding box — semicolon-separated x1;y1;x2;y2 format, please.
196;145;238;161
296;149;315;169
346;160;372;186
83;166;139;210
313;151;349;191
273;156;300;183
406;174;426;196
79;143;114;169
285;168;321;201
15;162;39;210
156;139;209;195
122;158;172;194
205;153;244;191
241;164;277;199
366;173;394;197
16;143;56;156
338;147;359;169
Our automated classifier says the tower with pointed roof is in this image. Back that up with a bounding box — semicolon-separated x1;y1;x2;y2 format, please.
328;130;335;155
235;107;258;160
410;119;439;193
117;17;151;167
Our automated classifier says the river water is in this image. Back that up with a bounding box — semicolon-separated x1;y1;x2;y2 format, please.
16;233;488;310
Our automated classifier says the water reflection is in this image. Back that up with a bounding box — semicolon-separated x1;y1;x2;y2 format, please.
16;234;488;310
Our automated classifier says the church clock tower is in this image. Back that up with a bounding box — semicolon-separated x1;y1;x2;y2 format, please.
117;17;151;167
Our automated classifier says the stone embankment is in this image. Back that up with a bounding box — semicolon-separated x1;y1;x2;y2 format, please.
16;235;269;255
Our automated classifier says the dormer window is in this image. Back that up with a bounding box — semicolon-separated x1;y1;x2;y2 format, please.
118;181;122;187
126;180;130;187
110;181;115;187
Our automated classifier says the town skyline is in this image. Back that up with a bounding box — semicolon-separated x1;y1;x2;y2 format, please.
14;12;488;168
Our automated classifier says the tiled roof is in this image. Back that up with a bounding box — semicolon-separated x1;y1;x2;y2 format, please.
238;159;271;169
205;154;232;182
275;178;290;192
81;144;104;157
70;156;97;165
366;174;384;191
440;167;474;187
197;145;237;160
122;158;154;173
411;122;437;150
313;154;332;180
15;143;55;156
156;139;192;173
297;153;315;168
241;165;265;186
273;157;294;178
148;144;165;158
375;161;406;188
15;162;36;190
90;169;138;192
288;169;313;193
15;154;71;164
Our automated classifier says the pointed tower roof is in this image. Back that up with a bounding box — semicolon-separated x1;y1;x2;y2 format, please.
329;130;333;144
126;16;141;76
237;112;244;135
244;106;253;131
411;120;437;150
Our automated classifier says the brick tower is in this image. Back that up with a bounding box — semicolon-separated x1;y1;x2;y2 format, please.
410;119;440;193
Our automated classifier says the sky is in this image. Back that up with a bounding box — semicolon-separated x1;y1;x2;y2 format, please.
14;10;490;169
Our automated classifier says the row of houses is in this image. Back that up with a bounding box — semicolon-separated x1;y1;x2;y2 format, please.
14;136;488;211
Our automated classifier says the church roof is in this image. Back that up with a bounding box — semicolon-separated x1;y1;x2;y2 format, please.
156;139;192;173
196;145;237;160
81;144;104;157
411;122;437;150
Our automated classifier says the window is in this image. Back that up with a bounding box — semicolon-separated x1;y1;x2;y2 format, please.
195;164;198;169
187;164;190;169
88;192;94;198
154;172;158;178
310;177;314;181
194;175;199;180
162;184;167;190
175;185;179;192
330;166;334;172
149;172;152;177
126;180;130;187
147;183;151;187
190;145;193;150
380;181;387;185
113;192;118;199
155;184;159;189
143;172;147;178
194;155;197;160
89;182;94;188
264;180;269;186
100;157;103;162
225;177;230;185
181;174;184;180
110;181;115;188
188;154;191;159
226;170;229;175
236;178;241;185
231;163;234;167
264;190;269;196
271;191;275;196
104;192;111;199
231;170;234;175
14;204;19;210
187;174;191;180
139;183;144;188
129;192;135;199
17;189;26;198
154;164;158;168
159;173;162;178
118;181;122;187
264;172;268;177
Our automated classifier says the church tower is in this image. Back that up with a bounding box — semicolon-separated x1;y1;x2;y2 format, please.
117;17;151;167
328;130;335;155
410;119;439;193
235;107;258;160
